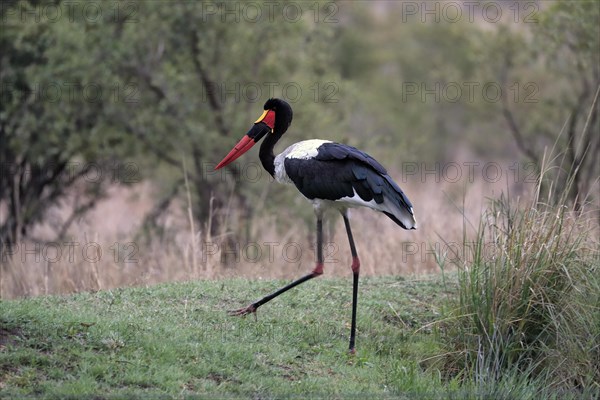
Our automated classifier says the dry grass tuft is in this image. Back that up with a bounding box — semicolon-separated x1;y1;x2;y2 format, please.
0;163;557;299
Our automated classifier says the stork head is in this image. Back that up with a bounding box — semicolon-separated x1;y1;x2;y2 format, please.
215;98;293;170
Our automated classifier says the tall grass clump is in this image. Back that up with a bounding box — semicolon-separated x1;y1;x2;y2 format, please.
441;184;600;396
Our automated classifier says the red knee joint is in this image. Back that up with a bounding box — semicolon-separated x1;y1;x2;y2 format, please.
351;257;360;274
312;262;324;276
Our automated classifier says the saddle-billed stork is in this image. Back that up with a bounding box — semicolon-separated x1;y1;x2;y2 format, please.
215;98;416;353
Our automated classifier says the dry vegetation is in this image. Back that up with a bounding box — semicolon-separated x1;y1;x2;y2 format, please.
1;161;540;299
441;176;600;393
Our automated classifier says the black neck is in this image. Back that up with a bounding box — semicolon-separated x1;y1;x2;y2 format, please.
259;131;282;177
256;99;293;176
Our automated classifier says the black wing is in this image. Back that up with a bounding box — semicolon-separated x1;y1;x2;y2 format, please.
314;142;387;175
284;142;413;212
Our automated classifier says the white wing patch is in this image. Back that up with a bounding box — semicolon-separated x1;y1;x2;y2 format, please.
273;139;332;184
285;139;332;159
336;190;380;209
337;190;418;229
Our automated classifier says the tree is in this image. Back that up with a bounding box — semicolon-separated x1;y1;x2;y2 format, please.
483;1;599;208
1;0;342;255
1;0;138;252
535;1;599;209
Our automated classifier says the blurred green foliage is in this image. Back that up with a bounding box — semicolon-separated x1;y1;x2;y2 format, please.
1;0;598;246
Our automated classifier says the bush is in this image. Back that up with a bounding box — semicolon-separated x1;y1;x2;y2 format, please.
441;189;600;396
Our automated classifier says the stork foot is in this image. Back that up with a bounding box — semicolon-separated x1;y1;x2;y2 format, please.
228;304;257;318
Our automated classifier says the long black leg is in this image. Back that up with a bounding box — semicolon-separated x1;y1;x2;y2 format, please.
342;213;360;353
228;217;324;317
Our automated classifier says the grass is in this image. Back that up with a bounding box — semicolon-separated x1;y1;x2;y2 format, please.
440;189;600;398
4;272;597;399
2;158;599;398
1;275;455;399
2;195;599;399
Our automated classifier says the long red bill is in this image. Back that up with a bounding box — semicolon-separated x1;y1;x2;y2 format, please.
214;135;256;170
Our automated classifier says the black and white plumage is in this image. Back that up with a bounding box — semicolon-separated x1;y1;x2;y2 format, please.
275;140;416;229
215;98;416;353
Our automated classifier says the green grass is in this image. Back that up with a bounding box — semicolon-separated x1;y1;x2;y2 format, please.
2;270;598;399
3;207;599;400
1;276;456;399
